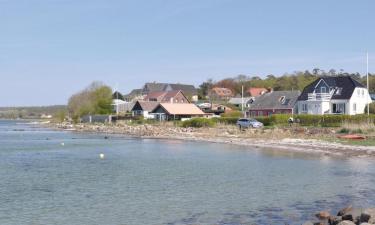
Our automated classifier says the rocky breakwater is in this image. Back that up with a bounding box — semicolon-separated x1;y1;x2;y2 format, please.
303;205;375;225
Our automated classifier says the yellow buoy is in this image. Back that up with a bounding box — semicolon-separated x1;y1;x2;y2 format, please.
99;153;105;159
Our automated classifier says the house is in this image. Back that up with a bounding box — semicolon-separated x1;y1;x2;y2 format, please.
248;91;301;117
151;103;206;120
112;99;134;114
141;82;198;102
123;89;143;102
143;90;190;103
247;87;268;97
130;101;159;119
209;87;234;100
297;76;371;115
228;97;254;108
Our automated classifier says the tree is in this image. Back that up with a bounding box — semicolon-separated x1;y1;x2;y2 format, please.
112;91;124;100
68;81;113;122
198;79;214;99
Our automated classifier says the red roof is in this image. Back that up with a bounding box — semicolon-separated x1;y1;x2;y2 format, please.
247;87;268;97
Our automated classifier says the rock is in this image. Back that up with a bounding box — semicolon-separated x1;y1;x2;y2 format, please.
363;208;375;224
337;221;355;225
302;221;314;225
338;206;353;216
359;223;372;225
316;211;331;219
342;214;353;221
342;208;363;224
360;213;371;223
329;216;342;225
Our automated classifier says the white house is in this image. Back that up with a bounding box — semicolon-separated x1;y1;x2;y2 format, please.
297;76;371;115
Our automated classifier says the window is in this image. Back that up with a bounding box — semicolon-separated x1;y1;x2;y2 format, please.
353;103;357;113
332;103;345;114
357;89;360;96
321;87;327;93
258;111;263;116
302;104;308;112
362;89;364;97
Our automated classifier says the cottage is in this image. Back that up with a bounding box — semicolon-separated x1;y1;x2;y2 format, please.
151;103;206;120
248;91;301;117
131;101;159;119
297;76;371;115
209;87;234;100
141;82;198;102
144;90;190;103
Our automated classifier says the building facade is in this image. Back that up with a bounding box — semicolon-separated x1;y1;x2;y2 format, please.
297;76;371;115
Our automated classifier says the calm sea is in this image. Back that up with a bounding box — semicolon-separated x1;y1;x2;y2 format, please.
0;120;374;225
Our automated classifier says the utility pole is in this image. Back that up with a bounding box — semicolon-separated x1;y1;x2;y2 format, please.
367;52;370;117
241;85;244;117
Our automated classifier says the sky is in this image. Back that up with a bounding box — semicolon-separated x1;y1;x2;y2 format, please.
0;0;374;106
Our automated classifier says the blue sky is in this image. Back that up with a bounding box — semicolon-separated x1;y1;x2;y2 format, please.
0;0;374;106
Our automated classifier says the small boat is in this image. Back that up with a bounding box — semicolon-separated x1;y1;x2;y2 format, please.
339;134;366;140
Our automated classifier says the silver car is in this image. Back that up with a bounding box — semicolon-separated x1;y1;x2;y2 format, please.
236;118;263;129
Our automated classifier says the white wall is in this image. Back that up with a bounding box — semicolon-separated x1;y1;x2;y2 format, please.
348;87;371;115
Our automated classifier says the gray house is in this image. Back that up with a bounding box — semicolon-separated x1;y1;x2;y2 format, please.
248;91;301;117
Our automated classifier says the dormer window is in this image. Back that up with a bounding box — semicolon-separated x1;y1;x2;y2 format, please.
279;96;286;104
321;87;327;93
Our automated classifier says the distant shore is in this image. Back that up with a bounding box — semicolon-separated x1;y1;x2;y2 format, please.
43;121;375;158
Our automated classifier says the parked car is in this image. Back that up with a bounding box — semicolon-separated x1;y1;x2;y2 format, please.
236;118;263;128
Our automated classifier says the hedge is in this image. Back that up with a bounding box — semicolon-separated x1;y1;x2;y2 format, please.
181;114;375;128
256;114;375;127
181;118;215;128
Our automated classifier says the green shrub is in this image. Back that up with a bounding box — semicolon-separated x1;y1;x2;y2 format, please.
337;128;350;134
221;111;243;118
181;118;215;128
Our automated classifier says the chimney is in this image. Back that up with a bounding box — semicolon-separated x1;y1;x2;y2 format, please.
170;97;174;104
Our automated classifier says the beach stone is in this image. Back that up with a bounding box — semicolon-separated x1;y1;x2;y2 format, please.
337;221;355;225
363;208;375;224
316;211;331;219
342;208;363;223
329;216;342;225
342;214;353;221
359;223;372;225
338;205;353;216
302;221;314;225
360;212;371;223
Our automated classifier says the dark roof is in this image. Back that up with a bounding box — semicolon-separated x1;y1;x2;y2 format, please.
144;83;168;93
112;91;124;100
298;76;365;101
142;82;197;95
168;84;197;95
131;101;159;112
249;91;301;110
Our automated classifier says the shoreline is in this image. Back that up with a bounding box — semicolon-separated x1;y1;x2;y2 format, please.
44;122;375;158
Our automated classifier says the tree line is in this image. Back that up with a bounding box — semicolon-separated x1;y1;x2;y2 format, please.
198;69;375;98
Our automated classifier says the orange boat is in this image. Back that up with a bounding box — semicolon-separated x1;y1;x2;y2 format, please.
339;134;366;140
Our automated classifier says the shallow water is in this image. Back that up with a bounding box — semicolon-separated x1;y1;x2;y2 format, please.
0;120;374;225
